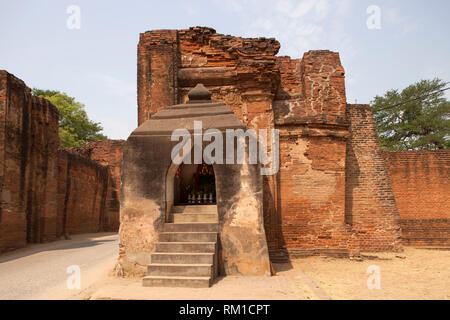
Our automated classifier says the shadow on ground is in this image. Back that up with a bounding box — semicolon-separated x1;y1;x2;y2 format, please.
0;233;118;264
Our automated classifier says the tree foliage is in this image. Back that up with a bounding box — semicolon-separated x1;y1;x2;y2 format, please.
32;89;107;147
371;78;450;150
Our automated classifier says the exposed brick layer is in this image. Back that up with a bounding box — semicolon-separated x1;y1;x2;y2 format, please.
345;104;402;251
0;71;120;253
69;140;124;231
277;132;359;257
400;220;450;246
383;151;450;246
0;70;59;251
135;27;405;259
57;148;122;234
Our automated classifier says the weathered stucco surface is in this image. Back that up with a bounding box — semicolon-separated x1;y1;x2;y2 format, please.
121;94;271;275
119;196;163;266
219;163;270;275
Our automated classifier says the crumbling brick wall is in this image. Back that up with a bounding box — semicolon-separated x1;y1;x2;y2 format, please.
345;104;402;251
0;70;59;252
0;71;120;253
136;27;364;258
69;140;124;231
57;150;110;235
383;151;450;246
273;52;357;258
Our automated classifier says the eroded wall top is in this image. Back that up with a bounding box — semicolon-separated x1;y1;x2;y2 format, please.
137;27;347;131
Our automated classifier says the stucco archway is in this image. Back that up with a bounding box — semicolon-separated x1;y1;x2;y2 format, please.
164;144;217;222
121;84;271;276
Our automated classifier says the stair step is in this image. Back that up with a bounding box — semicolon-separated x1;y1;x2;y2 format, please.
142;205;219;288
143;276;211;288
164;223;218;233
173;205;218;214
159;232;218;242
173;213;218;223
147;263;213;277
151;252;215;264
155;242;216;253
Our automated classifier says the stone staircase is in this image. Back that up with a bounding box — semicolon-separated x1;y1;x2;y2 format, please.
142;205;219;288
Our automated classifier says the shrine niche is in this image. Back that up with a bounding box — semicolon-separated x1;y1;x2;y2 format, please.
174;163;216;205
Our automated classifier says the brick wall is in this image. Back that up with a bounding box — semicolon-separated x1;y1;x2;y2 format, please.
137;28;363;258
137;29;178;125
276;131;359;258
383;151;450;246
0;70;120;253
69;140;124;232
0;70;59;252
57;150;111;235
345;104;402;251
272;50;355;258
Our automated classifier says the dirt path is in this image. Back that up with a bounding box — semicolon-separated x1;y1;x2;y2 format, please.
285;247;450;300
89;246;449;300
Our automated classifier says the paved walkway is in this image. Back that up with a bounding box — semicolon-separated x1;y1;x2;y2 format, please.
0;233;118;300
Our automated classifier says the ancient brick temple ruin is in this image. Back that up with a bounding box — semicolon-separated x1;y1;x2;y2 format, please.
1;26;448;285
120;26;450;284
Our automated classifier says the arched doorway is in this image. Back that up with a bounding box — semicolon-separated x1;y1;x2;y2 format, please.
174;163;216;205
165;159;217;222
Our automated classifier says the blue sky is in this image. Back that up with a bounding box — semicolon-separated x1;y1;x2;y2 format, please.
1;0;449;139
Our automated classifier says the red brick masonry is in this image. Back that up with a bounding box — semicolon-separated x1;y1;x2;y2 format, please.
135;27;449;255
0;70;121;253
136;27;404;258
383;151;450;246
1;27;448;255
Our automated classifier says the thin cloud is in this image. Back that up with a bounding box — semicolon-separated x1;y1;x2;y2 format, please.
385;7;418;36
214;0;357;58
291;0;317;18
98;74;135;98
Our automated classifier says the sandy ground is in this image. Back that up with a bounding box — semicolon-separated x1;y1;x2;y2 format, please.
90;275;302;300
90;246;449;300
288;247;450;300
4;234;446;300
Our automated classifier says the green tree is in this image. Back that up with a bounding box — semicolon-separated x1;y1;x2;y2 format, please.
32;89;107;147
371;78;450;150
